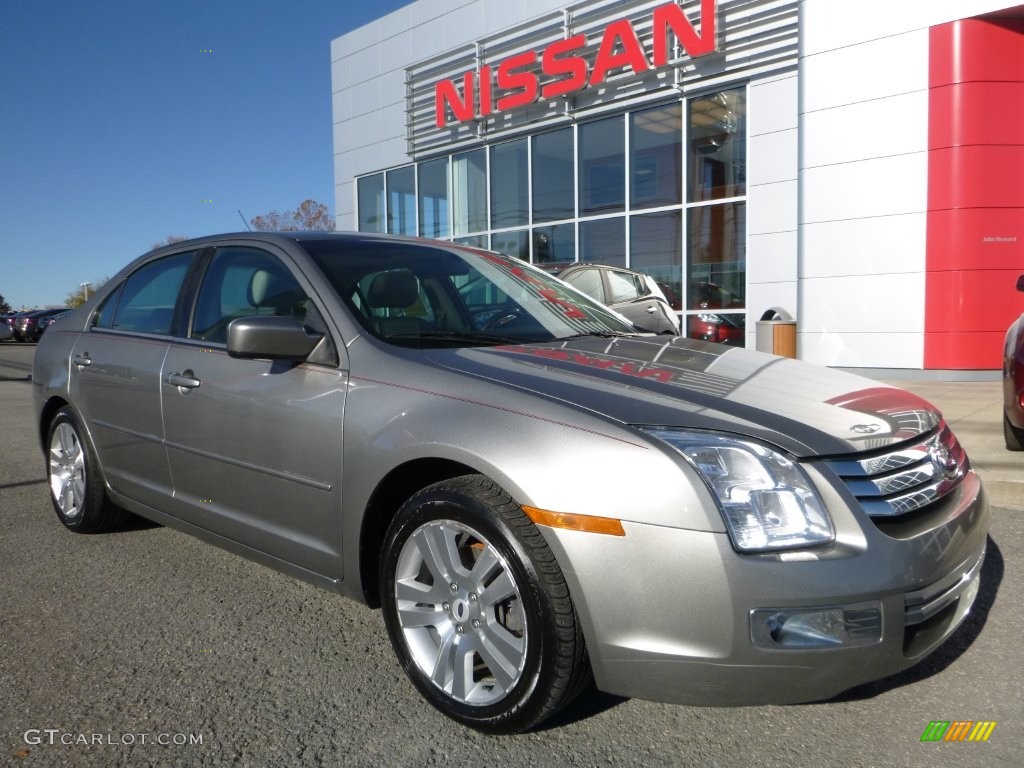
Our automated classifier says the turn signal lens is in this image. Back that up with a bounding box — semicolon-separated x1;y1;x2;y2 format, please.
522;506;625;536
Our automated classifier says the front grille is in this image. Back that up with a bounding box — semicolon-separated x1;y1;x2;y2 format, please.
826;423;968;519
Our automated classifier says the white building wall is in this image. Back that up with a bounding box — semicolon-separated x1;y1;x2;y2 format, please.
331;0;568;230
797;0;1019;368
745;71;799;348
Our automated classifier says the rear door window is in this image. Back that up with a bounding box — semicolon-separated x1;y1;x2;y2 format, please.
562;268;605;302
605;269;646;303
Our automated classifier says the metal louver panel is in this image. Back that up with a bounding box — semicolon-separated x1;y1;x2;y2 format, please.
404;0;798;158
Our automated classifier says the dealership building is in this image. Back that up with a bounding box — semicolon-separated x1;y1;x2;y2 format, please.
331;0;1023;373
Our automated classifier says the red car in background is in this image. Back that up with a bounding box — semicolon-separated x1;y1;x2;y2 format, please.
1004;274;1024;451
688;281;746;346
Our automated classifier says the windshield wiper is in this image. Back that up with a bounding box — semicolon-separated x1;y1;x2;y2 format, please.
557;330;635;340
384;330;525;346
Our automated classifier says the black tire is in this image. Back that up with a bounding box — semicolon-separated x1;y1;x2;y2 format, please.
380;474;591;734
46;407;128;532
1006;412;1024;451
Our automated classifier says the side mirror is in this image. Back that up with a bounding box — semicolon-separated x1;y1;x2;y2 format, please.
1017;274;1024;292
226;316;321;361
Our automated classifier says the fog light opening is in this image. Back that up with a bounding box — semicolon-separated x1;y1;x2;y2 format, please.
751;604;882;649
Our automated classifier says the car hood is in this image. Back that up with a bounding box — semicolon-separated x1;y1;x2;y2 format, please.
423;336;942;458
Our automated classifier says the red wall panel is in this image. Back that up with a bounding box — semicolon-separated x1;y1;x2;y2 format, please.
925;269;1024;333
927;208;1024;272
926;15;1024;369
928;81;1024;147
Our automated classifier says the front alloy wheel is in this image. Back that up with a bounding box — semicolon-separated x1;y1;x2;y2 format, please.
380;475;590;733
394;518;528;706
46;406;127;532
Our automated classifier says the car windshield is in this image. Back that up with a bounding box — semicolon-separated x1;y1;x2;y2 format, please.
303;238;637;346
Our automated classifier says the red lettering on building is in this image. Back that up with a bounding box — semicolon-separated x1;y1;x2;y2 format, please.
495;50;539;112
479;64;493;117
435;71;476;127
434;0;718;128
651;0;718;65
540;34;588;99
588;18;649;87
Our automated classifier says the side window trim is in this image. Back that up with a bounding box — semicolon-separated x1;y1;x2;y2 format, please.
178;247;216;339
90;280;125;329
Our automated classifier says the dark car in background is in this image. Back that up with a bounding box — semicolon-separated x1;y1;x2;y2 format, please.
34;310;70;340
540;263;679;334
4;311;31;339
15;308;69;343
1004;274;1024;451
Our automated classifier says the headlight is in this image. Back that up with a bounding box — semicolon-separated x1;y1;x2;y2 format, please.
644;430;834;552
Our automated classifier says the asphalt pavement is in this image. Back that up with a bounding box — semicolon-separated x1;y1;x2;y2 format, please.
0;341;1020;767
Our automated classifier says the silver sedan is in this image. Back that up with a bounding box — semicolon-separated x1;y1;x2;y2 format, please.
33;232;989;733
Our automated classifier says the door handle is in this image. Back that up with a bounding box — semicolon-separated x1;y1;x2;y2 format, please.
72;354;92;367
646;305;657;314
167;371;201;389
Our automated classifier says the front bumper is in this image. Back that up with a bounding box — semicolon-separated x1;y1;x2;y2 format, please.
539;471;988;706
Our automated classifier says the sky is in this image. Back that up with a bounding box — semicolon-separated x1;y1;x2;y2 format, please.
0;0;415;309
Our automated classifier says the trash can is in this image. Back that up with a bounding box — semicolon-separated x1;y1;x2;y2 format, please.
755;308;796;358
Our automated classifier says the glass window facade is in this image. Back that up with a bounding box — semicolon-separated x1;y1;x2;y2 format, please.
386;166;415;235
631;211;682;310
532;223;574;264
580;218;625;267
579;115;625;215
631;103;682;209
418;157;449;239
452;149;487;236
490;138;528;229
354;86;747;345
357;173;385;233
532;128;574;223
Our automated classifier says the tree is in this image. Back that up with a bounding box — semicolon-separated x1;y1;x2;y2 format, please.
0;294;12;314
66;278;108;309
152;235;189;249
250;199;335;232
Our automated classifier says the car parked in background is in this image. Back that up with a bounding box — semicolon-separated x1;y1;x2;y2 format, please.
1004;274;1024;451
34;310;70;341
540;262;679;334
688;281;746;346
33;232;988;733
15;308;69;343
4;311;31;339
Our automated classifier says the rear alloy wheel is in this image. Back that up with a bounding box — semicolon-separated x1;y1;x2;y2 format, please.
380;475;590;733
1006;412;1024;451
47;407;128;532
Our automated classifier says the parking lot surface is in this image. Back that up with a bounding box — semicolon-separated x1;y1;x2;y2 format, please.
1;342;1020;767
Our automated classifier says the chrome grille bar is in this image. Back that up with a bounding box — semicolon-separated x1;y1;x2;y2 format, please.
827;423;968;519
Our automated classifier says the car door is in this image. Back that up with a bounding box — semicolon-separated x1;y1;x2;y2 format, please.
160;244;347;577
69;250;198;509
599;267;673;332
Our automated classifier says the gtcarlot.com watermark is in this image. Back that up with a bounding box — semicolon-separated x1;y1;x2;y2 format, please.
23;729;203;747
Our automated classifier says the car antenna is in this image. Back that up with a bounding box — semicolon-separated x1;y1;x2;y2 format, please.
237;210;252;232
